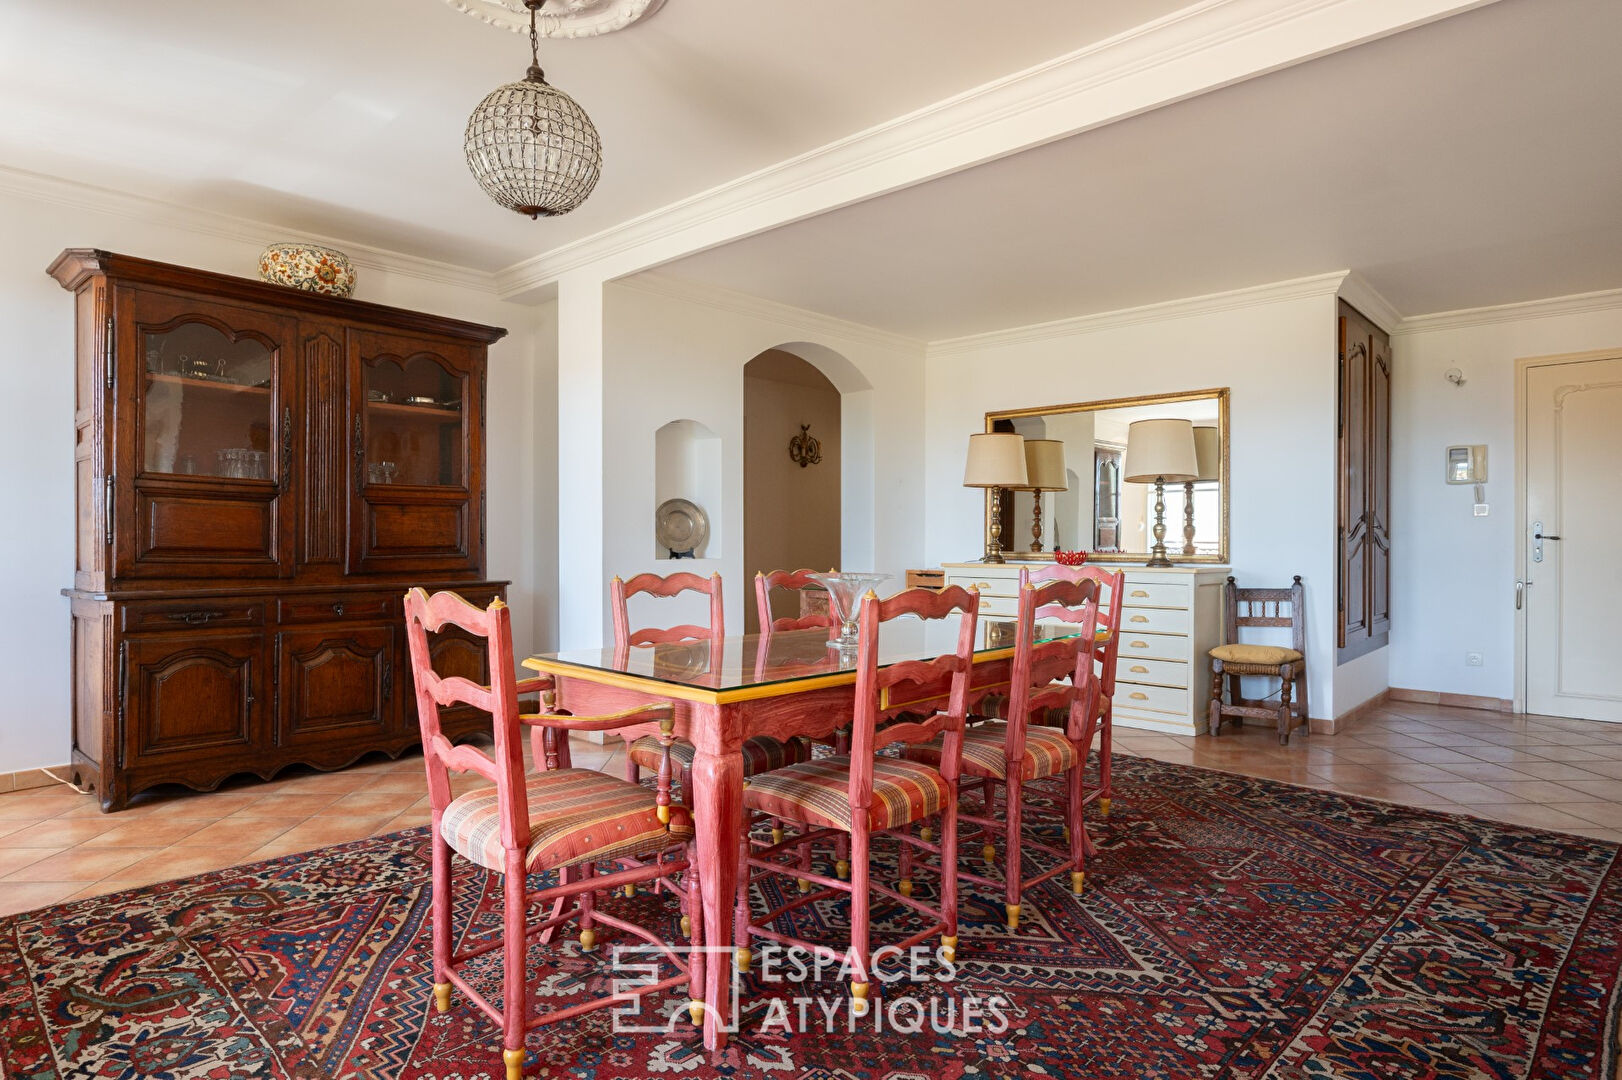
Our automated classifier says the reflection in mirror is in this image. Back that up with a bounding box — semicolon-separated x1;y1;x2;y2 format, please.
986;389;1228;563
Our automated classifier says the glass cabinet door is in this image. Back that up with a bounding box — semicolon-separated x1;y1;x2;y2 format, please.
348;329;482;575
143;322;278;480
117;288;295;579
362;355;465;488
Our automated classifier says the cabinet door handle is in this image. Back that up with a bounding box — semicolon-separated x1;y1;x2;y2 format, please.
104;313;115;389
279;407;293;492
1130;589;1150;598
166;610;225;625
353;415;365;493
1130;664;1149;673
1129;614;1149;623
245;666;254;706
104;475;114;548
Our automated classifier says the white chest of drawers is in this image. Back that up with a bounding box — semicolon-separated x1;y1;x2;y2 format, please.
941;562;1229;737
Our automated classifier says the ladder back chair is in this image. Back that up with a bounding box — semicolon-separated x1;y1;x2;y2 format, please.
404;588;701;1080
612;572;809;844
908;577;1099;928
736;585;980;1015
755;568;838;633
1023;563;1125;817
1207;575;1308;744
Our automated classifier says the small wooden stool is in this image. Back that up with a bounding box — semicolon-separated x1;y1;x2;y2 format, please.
1207;575;1308;744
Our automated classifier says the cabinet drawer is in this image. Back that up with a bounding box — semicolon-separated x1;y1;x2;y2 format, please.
122;600;264;632
1117;631;1187;662
1118;607;1190;635
278;594;396;624
1114;682;1187;716
1119;581;1190;609
946;575;1018;598
1116;656;1188;688
978;595;1018;619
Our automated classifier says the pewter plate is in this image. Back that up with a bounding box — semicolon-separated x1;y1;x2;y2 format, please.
655;498;708;554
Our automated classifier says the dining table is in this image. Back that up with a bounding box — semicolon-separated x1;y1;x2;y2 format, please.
521;616;1077;1049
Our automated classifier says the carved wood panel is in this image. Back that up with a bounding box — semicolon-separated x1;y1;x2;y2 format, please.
124;633;265;762
301;327;346;566
277;626;393;745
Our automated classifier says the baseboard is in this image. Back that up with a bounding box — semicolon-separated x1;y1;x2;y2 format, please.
0;765;72;793
1323;689;1392;734
1389;687;1515;714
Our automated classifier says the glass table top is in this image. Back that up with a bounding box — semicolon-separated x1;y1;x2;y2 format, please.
525;616;1086;695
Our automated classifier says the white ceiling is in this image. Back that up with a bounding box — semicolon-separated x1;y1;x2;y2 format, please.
654;0;1622;337
0;0;1185;270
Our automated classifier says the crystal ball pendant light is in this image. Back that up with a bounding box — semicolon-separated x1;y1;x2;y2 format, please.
464;0;602;218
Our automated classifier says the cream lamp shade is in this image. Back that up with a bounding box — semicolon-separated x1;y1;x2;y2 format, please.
964;433;1029;488
1021;438;1067;492
1123;419;1197;484
1192;425;1221;483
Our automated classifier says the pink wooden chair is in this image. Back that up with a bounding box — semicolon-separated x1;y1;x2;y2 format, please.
907;577;1099;929
735;585;979;1015
404;588;702;1080
754;568;838;632
1024;564;1125;818
613;572;810;828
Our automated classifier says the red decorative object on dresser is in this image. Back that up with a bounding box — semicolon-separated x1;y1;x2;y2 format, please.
49;249;509;811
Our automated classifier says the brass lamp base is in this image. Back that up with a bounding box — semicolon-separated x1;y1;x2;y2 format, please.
983;486;1008;563
1146;477;1172;567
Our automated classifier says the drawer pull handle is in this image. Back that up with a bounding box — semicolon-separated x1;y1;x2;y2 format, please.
1130;664;1149;673
1129;692;1149;700
1129;614;1149;623
166;610;225;625
974;582;992;590
1129;641;1149;649
1130;589;1150;598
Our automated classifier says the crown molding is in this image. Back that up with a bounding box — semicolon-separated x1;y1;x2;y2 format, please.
1394;288;1622;336
0;165;502;296
926;272;1350;357
615;273;925;355
495;0;1501;295
1338;271;1403;332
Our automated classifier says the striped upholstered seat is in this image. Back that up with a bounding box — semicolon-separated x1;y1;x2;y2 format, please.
440;768;694;874
627;734;810;776
906;721;1076;782
742;755;949;833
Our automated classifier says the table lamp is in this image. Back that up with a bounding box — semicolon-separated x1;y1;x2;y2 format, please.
1183;425;1221;556
964;433;1028;563
1020;438;1067;553
1124;419;1197;567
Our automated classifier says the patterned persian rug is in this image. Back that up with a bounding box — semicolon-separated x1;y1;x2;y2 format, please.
3;755;1621;1079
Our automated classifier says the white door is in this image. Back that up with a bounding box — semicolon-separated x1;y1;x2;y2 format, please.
1525;354;1622;721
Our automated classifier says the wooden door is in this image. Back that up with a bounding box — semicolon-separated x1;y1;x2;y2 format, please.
114;287;296;580
346;328;483;575
1525;354;1622;721
1337;305;1373;647
277;626;395;746
1368;330;1393;637
121;631;267;766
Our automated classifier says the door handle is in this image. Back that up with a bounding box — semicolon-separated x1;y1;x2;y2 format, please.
1515;580;1524;611
1535;532;1562;541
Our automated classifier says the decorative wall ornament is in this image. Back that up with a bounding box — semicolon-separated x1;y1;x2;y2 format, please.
465;0;602;218
788;424;822;468
444;0;664;37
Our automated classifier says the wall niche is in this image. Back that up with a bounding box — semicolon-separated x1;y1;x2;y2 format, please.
653;419;721;560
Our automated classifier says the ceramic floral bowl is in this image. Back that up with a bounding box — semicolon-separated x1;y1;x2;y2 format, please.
259;242;356;297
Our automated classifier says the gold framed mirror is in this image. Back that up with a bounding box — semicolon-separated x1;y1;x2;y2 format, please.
983;388;1229;564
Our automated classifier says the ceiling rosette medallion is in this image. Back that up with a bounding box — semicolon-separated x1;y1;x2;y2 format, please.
444;0;664;37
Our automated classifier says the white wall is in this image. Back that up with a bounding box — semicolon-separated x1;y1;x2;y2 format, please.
0;188;553;773
923;287;1346;718
596;278;927;638
1390;298;1622;701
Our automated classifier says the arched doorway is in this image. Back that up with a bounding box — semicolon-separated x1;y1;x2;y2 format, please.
743;349;842;631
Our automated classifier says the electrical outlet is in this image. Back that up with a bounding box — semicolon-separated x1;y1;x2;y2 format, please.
1466;652;1484;667
1473;503;1489;516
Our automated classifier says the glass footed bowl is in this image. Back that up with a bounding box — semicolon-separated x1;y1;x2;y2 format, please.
805;572;892;650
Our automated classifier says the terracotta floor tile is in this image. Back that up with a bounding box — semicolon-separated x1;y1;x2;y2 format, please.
241;836;333;862
1562;759;1622;780
1435;762;1537;783
69;878;152;901
179;817;306;849
1483;781;1605;804
7;846;160;882
0;789;83;820
1546;802;1622;830
1305;764;1390;784
1453;802;1604;834
1323;780;1440;805
1374;763;1469;783
324;790;425;816
261;816;395;851
116;845;261;885
1498;760;1614;782
1543;778;1622;801
80;818;215;848
227;792;344;819
1411;781;1516;805
7;816;128;848
371;814;428;837
1398;746;1493;765
0;846;65;878
1535;745;1622;762
0;880;85;917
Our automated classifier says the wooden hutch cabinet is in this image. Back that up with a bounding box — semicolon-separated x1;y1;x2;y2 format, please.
51;250;509;810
